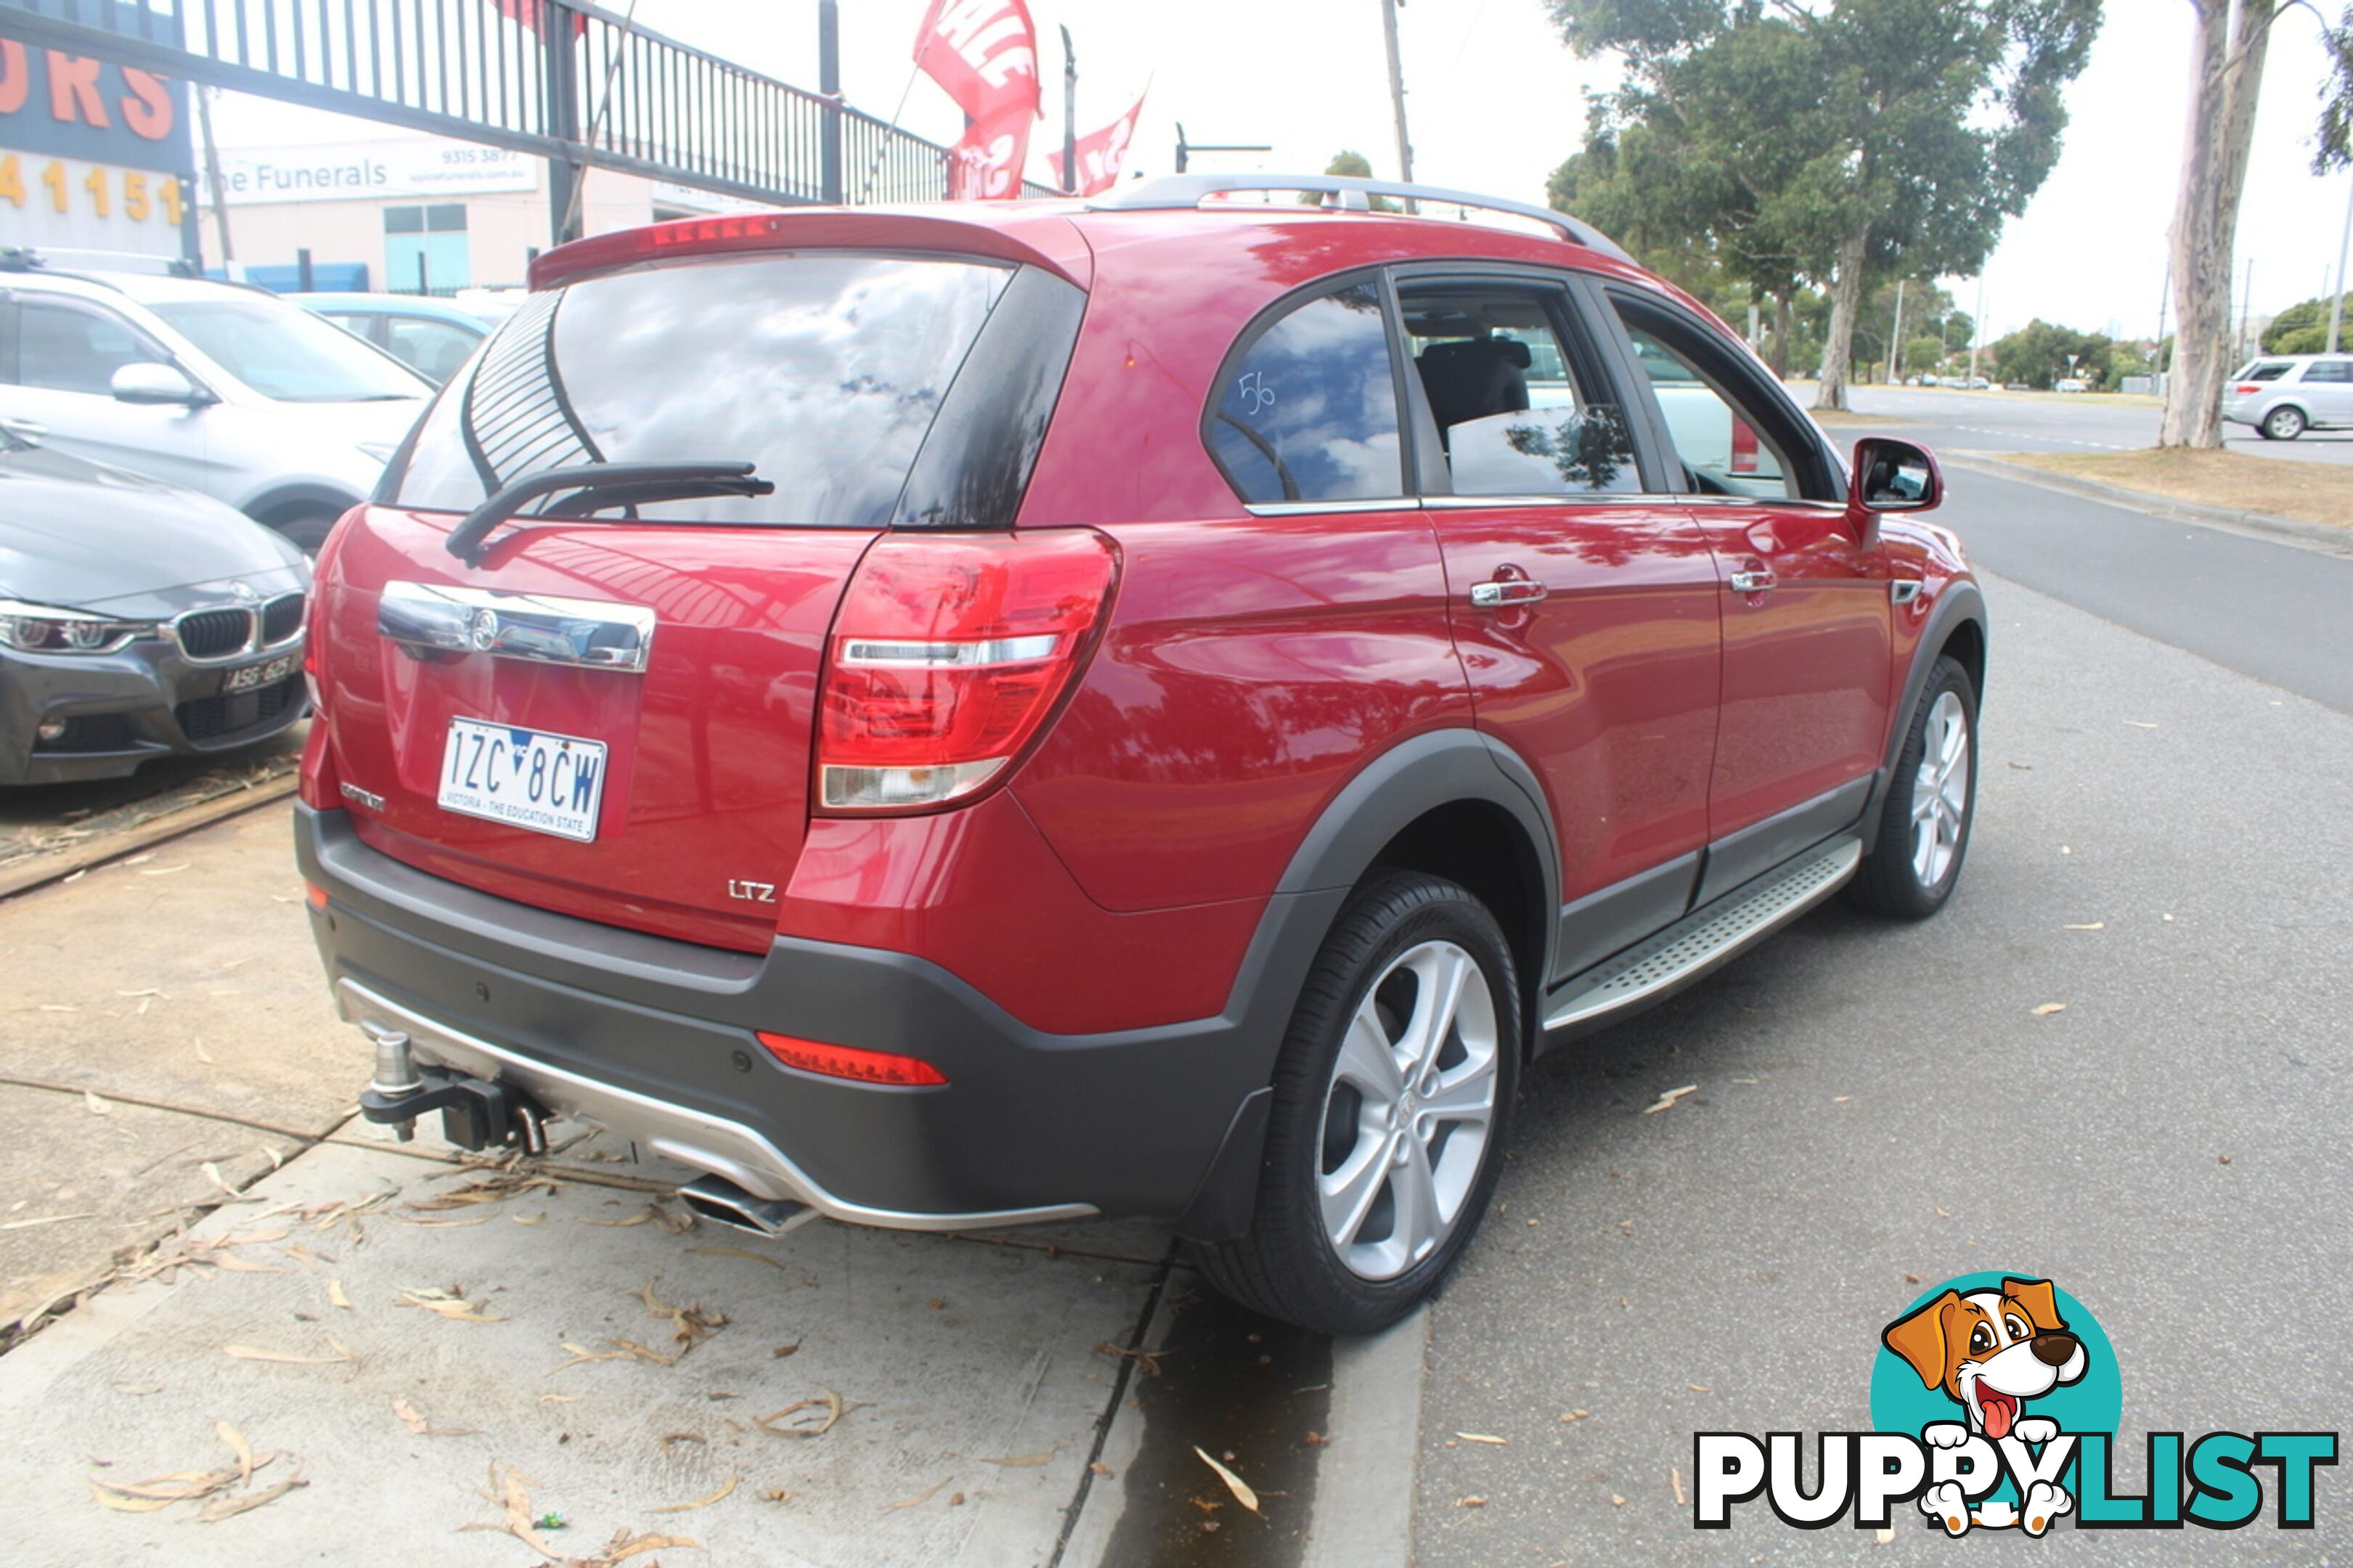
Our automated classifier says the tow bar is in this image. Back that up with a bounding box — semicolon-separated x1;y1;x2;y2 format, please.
358;1026;549;1155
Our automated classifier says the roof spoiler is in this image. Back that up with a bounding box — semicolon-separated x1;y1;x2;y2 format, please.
529;209;1093;292
1093;174;1631;263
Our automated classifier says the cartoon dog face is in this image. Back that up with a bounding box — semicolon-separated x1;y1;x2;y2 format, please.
1883;1277;2087;1441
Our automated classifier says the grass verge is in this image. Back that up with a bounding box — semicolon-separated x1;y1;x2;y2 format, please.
2001;448;2352;531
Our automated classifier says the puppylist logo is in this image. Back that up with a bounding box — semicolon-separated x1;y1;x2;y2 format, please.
1695;1273;2338;1536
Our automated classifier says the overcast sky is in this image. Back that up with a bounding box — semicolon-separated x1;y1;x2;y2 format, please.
215;1;2353;342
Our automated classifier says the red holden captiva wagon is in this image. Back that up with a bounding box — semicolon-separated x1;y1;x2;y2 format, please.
298;174;1983;1334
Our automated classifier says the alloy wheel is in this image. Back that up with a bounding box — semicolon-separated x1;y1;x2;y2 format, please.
1315;939;1500;1281
1909;690;1970;887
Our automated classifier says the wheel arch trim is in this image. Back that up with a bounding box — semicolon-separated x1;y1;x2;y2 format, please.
1861;581;1988;851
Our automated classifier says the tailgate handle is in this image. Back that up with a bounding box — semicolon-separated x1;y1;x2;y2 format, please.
378;581;656;674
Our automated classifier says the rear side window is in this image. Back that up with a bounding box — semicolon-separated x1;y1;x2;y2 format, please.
1205;282;1403;505
386;254;1011;527
2242;361;2292;381
2301;359;2352;383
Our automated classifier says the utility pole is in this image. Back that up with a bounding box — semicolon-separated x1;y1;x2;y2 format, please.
819;0;843;203
1885;278;1906;384
195;86;235;273
1060;25;1078;195
2329;173;2351;354
1967;274;1986;387
1379;0;1415;210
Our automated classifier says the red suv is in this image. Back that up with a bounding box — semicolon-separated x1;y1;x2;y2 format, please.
298;176;1983;1334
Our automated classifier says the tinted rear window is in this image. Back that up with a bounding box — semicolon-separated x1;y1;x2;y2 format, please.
2243;362;2292;382
385;254;1010;527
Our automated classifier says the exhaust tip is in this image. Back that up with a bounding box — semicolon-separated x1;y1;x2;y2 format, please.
678;1175;820;1239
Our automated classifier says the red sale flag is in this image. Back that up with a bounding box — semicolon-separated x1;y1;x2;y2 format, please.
1045;87;1147;197
913;0;1043;125
495;0;585;38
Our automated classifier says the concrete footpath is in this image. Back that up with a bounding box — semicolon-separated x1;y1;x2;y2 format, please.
0;806;1422;1567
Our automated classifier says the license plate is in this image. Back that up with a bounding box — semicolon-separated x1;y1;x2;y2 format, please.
436;719;607;843
222;651;297;693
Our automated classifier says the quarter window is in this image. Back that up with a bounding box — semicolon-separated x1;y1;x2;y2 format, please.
1206;282;1403;505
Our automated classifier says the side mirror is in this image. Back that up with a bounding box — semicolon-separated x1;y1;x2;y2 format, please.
111;362;207;406
1849;436;1940;515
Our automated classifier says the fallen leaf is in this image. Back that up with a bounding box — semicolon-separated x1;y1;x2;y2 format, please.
36;1004;78;1013
224;1342;351;1365
2123;719;2158;730
1;1212;99;1231
1689;1384;1712;1392
882;1479;948;1511
219;1422;253;1485
648;1474;738;1514
1090;1461;1114;1476
513;1212;546;1225
141;864;190;876
392;1398;476;1437
1672;1466;1685;1506
603;1530;700;1562
761;1487;791;1503
981;1450;1058;1467
83;1091;110;1116
1456;1495;1488;1508
1454;1432;1507;1445
2063;922;2105;931
89;1483;179;1513
1612;1493;1628;1506
113;1382;162;1397
1642;1084;1699;1115
641;1276;727;1351
195;1469;306;1522
1832;1095;1854;1103
772;1340;803;1358
328;1280;353;1310
686;1245;784;1269
1561;1410;1590;1422
393;1214;497;1228
755;1389;843;1439
2031;1003;2067;1016
458;1462;560;1557
398;1286;505;1323
1194;1447;1260;1514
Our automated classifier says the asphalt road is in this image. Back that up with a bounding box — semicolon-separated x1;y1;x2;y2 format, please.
1414;489;2353;1560
1836;383;2353;467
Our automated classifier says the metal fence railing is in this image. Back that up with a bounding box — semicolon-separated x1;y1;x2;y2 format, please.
0;0;1058;219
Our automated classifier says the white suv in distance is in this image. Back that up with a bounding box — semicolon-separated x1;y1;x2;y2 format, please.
2224;354;2353;441
0;257;434;550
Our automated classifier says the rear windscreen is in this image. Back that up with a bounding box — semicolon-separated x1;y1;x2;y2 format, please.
383;253;1011;528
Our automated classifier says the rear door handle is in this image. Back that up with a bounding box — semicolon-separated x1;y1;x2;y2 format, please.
1469;579;1548;608
1729;568;1777;594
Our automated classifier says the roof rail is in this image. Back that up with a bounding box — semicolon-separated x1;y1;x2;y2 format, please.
1092;174;1631;262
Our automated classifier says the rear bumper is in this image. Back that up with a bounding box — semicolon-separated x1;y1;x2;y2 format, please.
296;805;1327;1233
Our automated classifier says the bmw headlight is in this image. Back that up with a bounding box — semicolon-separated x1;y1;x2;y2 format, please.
0;600;157;655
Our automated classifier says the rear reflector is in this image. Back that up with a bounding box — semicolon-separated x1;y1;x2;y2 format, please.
817;530;1117;812
757;1032;947;1087
303;882;329;910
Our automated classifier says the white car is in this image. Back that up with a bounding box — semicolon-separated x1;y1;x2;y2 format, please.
0;259;433;550
2222;354;2353;441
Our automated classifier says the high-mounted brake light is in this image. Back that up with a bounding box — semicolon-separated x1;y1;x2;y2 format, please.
757;1032;947;1087
1729;417;1761;475
817;531;1117;813
529;213;792;289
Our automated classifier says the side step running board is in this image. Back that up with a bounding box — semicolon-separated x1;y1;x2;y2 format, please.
1543;837;1863;1035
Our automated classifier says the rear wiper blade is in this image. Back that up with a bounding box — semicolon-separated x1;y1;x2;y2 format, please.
444;460;774;566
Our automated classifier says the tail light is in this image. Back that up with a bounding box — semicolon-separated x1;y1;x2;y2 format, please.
1729;417;1761;475
758;1031;947;1087
2233;383;2259;394
817;529;1117;813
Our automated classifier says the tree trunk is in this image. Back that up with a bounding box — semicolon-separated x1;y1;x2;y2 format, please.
1772;292;1793;379
2161;0;2276;448
1814;226;1869;412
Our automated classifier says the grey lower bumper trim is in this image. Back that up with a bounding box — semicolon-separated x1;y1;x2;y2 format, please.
334;978;1098;1233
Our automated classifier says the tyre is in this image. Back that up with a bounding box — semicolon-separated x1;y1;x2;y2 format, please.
1193;870;1520;1335
2262;405;2306;441
1847;655;1978;920
269;512;341;554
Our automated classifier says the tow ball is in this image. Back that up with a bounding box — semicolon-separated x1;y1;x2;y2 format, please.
358;1027;549;1155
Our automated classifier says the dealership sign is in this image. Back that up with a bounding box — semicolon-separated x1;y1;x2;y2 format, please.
0;38;195;256
215;139;537;205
